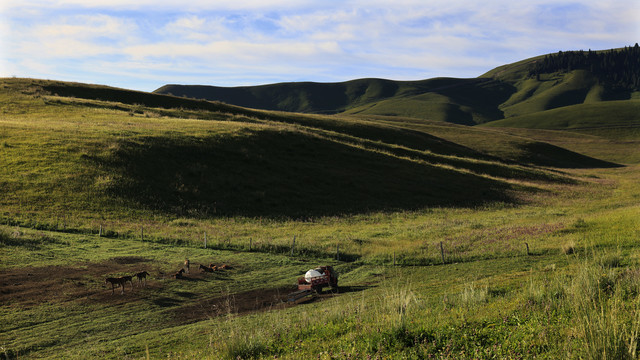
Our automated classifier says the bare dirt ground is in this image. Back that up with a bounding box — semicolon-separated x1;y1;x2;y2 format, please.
173;285;298;324
0;256;156;308
172;286;367;324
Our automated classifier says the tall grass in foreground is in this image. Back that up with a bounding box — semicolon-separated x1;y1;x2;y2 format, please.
191;251;640;359
526;252;640;360
569;263;640;359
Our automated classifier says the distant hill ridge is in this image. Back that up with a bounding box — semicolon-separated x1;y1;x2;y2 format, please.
154;46;640;125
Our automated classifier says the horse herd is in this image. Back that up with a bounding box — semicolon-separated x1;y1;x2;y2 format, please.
104;263;232;295
104;271;149;295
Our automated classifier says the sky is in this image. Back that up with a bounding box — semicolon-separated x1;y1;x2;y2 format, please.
1;1;638;92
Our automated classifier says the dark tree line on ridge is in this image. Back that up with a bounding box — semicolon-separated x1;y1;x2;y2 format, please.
528;44;640;90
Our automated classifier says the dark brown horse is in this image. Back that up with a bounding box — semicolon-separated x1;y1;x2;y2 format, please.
133;271;150;287
105;276;133;295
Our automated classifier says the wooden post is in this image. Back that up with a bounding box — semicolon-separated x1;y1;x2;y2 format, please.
440;241;445;264
204;231;207;249
291;236;296;256
141;226;144;241
336;244;340;261
525;242;530;256
99;225;102;237
393;252;396;266
249;238;252;252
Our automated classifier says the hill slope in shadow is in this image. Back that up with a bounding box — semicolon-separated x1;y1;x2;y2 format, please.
95;129;518;218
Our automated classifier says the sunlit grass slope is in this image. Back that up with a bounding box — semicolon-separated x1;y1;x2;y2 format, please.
483;100;640;131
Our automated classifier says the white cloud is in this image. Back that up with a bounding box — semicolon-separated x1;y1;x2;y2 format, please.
2;0;638;90
3;0;318;12
36;14;137;39
123;40;343;63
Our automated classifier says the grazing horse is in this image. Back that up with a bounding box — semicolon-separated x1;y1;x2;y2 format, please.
105;276;133;295
133;271;150;287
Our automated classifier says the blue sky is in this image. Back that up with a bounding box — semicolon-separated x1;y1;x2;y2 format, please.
1;1;638;92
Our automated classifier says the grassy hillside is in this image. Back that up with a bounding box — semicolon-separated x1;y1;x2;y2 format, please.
2;77;596;224
3;77;640;359
156;77;514;125
155;46;640;127
483;100;640;131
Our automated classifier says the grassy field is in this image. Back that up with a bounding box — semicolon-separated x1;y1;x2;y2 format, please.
2;77;640;359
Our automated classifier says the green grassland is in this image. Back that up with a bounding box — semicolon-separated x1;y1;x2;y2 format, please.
2;76;640;359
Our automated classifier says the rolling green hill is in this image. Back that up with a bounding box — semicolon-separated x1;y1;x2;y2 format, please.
155;77;514;125
1;77;613;224
483;100;640;131
155;46;640;127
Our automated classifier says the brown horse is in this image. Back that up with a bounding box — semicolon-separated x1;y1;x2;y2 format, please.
133;271;150;287
105;276;134;295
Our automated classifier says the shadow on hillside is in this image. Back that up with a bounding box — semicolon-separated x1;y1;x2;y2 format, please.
517;142;622;168
92;129;520;218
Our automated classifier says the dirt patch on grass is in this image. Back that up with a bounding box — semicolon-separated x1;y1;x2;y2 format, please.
0;257;156;308
173;285;325;324
170;285;368;325
110;256;149;264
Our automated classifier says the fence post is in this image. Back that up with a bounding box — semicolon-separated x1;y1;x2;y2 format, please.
336;244;340;261
525;242;530;256
393;252;396;266
99;225;102;237
440;242;445;264
291;235;296;256
141;226;144;241
204;231;207;249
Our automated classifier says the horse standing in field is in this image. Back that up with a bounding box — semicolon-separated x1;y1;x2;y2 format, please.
133;271;150;287
105;275;134;295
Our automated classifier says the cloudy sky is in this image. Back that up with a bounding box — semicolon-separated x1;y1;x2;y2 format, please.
1;1;638;92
